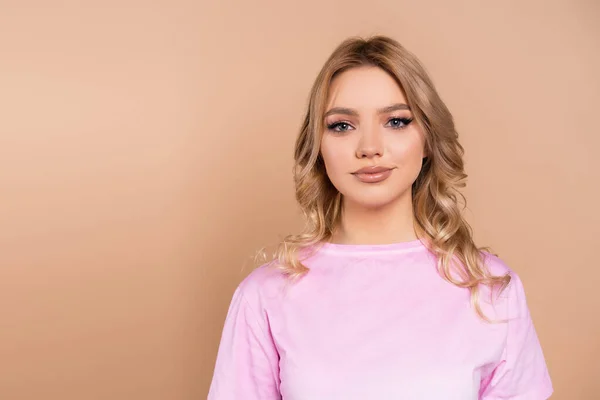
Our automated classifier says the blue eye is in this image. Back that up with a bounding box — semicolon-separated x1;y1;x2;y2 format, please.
327;122;353;132
387;117;413;129
326;118;413;132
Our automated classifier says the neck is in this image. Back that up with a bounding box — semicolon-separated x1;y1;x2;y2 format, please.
331;192;418;245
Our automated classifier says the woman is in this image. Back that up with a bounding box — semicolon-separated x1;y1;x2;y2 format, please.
208;36;553;399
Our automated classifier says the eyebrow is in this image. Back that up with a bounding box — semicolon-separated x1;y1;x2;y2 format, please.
323;103;410;118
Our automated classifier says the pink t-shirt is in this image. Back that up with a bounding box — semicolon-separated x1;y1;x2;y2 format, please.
208;239;553;399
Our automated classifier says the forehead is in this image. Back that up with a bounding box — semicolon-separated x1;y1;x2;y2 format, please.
326;66;407;109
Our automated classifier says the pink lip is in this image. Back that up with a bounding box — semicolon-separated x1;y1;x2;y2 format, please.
351;166;394;183
353;166;393;174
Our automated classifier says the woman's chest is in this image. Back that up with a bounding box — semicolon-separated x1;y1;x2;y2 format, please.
268;279;506;400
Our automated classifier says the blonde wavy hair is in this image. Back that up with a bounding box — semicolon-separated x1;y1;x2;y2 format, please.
264;35;510;321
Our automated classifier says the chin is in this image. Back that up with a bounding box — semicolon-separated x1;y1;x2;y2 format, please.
343;193;400;210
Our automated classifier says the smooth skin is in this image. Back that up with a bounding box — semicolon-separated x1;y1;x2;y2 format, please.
320;66;427;245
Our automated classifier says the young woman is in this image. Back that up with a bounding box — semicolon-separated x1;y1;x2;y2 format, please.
207;36;553;399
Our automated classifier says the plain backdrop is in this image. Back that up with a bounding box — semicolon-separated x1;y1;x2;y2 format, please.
1;0;599;399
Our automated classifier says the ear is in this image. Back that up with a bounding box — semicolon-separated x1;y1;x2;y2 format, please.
421;134;429;159
422;143;429;165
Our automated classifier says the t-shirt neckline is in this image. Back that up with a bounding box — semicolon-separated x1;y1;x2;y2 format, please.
317;238;428;255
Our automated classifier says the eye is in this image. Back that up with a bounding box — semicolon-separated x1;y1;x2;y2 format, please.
327;121;354;132
386;117;413;129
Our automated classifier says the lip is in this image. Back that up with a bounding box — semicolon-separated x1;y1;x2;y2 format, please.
352;166;393;174
351;166;395;183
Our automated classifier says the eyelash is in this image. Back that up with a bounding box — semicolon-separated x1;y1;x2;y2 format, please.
326;117;414;132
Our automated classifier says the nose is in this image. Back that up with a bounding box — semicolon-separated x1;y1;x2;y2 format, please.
355;125;384;159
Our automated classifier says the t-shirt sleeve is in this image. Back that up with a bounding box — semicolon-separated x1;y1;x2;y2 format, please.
480;272;553;400
207;284;281;400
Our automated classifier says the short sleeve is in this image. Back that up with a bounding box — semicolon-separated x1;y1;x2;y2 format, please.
480;273;553;399
207;285;281;399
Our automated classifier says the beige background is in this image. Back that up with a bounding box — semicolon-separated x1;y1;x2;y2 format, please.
1;0;598;399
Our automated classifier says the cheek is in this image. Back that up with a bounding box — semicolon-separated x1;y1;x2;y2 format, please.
386;136;426;187
320;137;351;173
389;132;425;166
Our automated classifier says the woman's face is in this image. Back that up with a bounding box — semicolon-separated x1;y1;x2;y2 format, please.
320;66;426;210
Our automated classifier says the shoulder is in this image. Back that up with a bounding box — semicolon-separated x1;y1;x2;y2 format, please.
481;251;512;277
480;251;530;316
481;251;526;290
236;261;289;307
